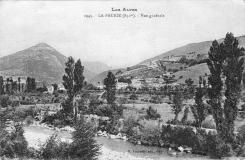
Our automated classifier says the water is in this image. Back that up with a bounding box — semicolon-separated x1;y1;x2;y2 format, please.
96;137;210;160
24;126;210;160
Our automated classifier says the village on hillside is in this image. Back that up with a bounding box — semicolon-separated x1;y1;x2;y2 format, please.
1;0;245;159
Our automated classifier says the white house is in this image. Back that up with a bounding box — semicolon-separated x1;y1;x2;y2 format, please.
47;85;54;94
116;82;128;90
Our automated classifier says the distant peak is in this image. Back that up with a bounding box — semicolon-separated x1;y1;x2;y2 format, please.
34;43;51;48
31;43;56;51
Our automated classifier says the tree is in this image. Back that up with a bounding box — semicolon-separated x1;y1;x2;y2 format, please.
18;77;21;92
9;77;13;94
222;33;244;143
69;118;100;159
52;83;58;91
157;60;166;71
73;59;85;122
63;56;75;103
6;78;10;93
31;78;36;91
104;71;116;105
0;76;4;95
207;39;225;138
62;56;85;122
181;106;190;124
191;85;207;127
145;106;161;120
26;77;36;92
185;78;194;86
207;33;244;145
74;59;84;94
172;90;183;122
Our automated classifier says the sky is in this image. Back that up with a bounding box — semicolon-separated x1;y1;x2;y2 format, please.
0;0;245;67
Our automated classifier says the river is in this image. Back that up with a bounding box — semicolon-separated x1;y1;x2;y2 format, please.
24;125;211;160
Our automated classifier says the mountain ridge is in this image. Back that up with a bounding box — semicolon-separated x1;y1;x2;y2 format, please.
0;43;111;83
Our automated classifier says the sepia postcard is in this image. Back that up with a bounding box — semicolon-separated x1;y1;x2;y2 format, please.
0;0;245;160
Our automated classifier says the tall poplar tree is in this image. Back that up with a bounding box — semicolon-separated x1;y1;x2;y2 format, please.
207;33;244;144
207;39;225;136
0;76;3;95
222;33;244;143
104;71;116;105
63;56;84;121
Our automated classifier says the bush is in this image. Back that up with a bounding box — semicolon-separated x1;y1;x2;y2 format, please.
138;120;161;146
201;115;216;129
0;123;28;158
40;118;100;160
40;133;70;159
145;106;161;120
161;125;199;148
0;95;10;108
205;133;234;158
149;96;162;104
25;116;34;126
129;93;138;100
122;115;139;136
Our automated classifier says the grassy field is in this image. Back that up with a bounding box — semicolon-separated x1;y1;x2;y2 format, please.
123;103;195;123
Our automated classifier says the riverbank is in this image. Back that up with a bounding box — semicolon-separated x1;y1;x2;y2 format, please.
24;124;212;160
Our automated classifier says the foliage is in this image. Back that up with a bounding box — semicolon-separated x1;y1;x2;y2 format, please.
149;96;162;104
129;93;138;100
161;125;200;149
181;106;190;123
52;83;58;91
0;95;10;108
205;133;234;158
26;77;36;92
104;71;116;105
42;110;73;127
69;118;101;159
118;77;132;84
61;98;73;115
185;78;194;86
74;59;85;94
191;86;208;127
207;33;244;145
122;115;139;137
40;119;100;160
63;56;75;102
0;76;4;95
139;120;161;146
201;116;216;129
36;87;48;93
172;90;183;122
145;106;161;120
40;133;70;159
0;123;28;158
63;57;85;122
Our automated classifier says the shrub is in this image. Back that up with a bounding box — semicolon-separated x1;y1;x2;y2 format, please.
205;133;234;158
138;120;161;146
0;95;10;108
122;115;139;136
145;106;161;120
95;105;114;117
25;115;34;126
129;93;138;100
161;125;198;148
201;115;216;129
40;118;100;160
149;96;162;104
40;134;61;159
0;123;28;158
